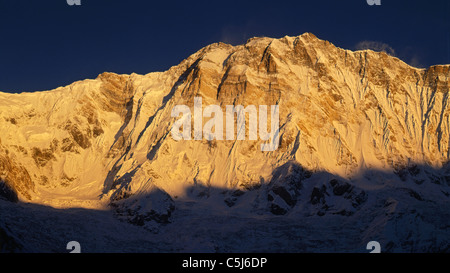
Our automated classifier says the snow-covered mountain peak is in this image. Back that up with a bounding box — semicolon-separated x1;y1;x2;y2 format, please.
1;33;449;253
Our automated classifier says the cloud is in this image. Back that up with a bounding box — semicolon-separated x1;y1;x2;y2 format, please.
354;41;427;68
355;40;396;56
218;20;262;46
407;55;425;68
219;25;250;46
397;46;426;68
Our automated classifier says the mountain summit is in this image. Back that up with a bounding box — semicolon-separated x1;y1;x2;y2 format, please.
0;33;449;252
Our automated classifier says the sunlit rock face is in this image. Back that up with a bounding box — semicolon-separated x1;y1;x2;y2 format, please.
0;33;449;252
1;33;449;204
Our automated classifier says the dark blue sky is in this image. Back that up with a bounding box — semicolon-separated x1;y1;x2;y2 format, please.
0;0;449;92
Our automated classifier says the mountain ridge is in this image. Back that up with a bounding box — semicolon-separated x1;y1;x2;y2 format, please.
0;32;449;252
1;32;450;205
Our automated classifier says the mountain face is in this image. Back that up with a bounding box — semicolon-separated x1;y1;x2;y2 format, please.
0;33;449;252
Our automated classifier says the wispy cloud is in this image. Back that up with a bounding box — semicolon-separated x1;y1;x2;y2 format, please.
219;25;250;45
355;40;396;56
354;41;427;68
407;55;424;68
355;40;425;68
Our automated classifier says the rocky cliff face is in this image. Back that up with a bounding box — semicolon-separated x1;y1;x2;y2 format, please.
0;33;449;252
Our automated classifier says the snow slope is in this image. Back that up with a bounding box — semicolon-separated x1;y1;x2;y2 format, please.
0;33;449;252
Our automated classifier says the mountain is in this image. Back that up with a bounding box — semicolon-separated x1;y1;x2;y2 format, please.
0;33;449;252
